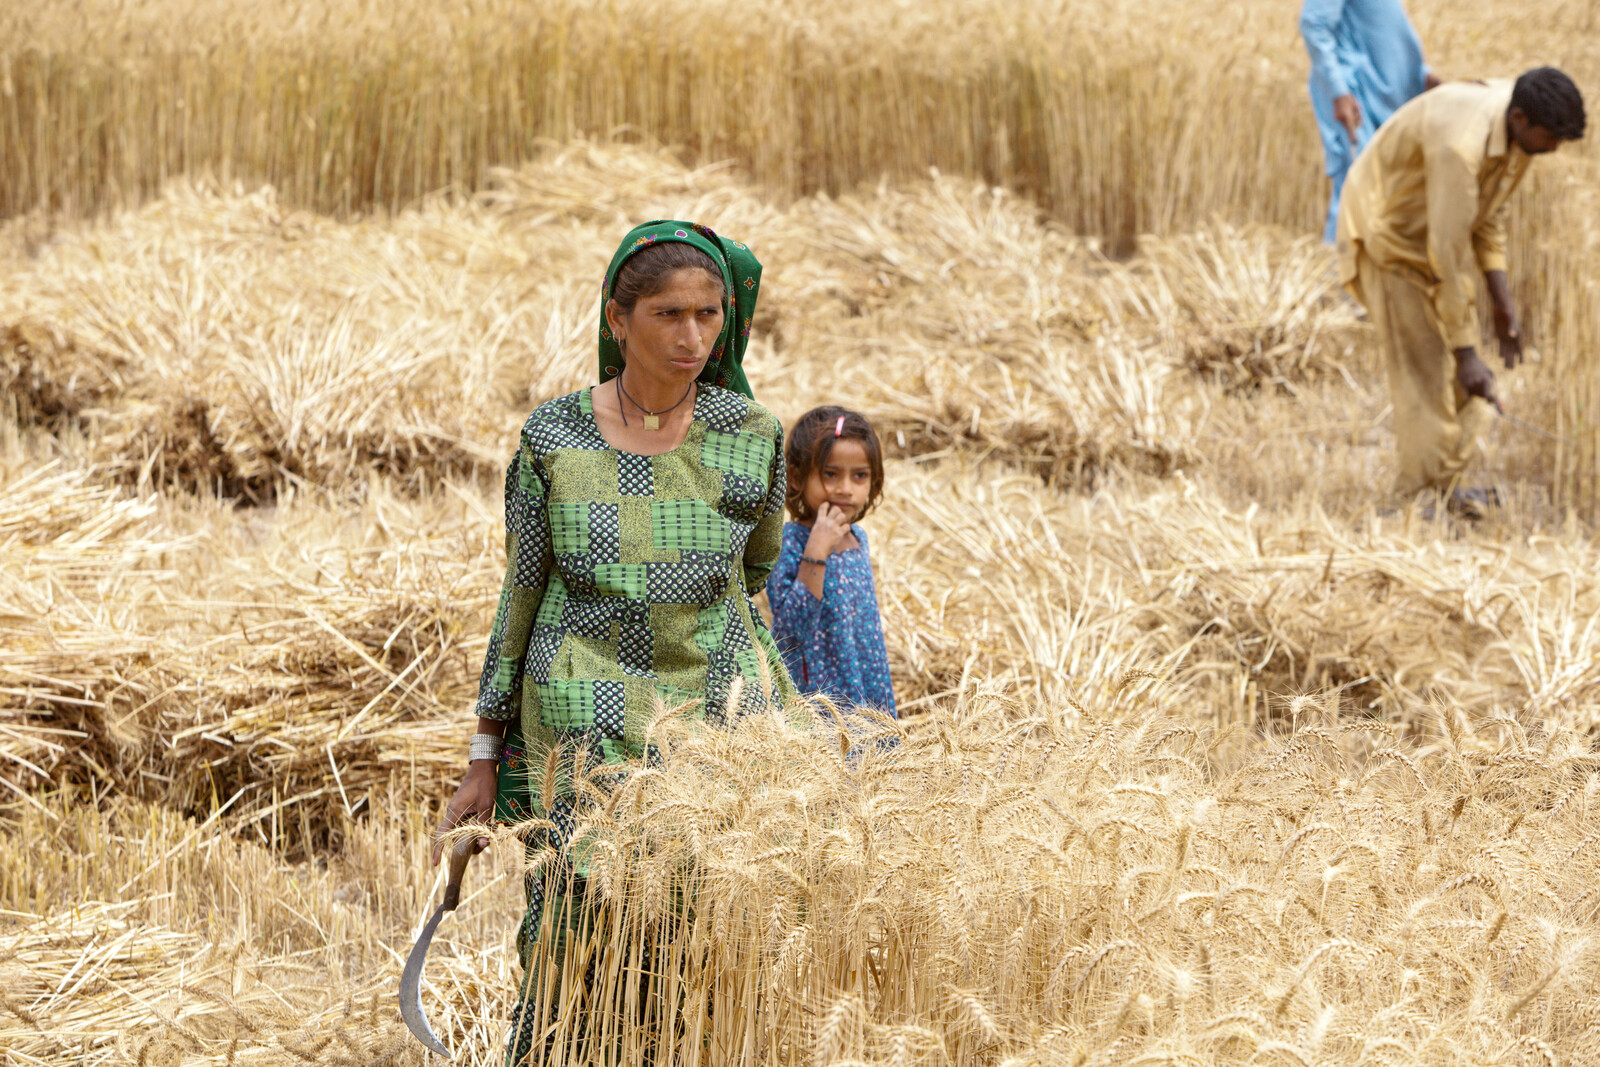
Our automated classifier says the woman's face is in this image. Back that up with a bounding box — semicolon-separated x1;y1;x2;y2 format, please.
801;438;874;523
607;268;726;384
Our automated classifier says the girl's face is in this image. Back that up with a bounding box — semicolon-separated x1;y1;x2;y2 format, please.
606;268;726;384
801;438;874;523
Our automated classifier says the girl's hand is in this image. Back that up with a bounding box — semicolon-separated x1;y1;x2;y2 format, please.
431;760;498;865
805;503;852;559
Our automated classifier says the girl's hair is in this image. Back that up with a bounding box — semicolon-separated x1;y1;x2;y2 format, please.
785;406;886;522
609;241;727;315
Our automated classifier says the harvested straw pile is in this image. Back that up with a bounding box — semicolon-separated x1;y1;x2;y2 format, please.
1102;224;1366;393
0;454;501;851
0;320;128;429
11;448;1600;867
486;150;1204;482
872;463;1600;727
766;177;1196;485
0;183;535;497
3;142;1588;504
0;148;1217;497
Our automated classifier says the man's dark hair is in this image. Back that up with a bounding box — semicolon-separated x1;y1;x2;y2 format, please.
1512;67;1586;140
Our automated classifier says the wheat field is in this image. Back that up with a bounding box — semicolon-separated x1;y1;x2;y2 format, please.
4;1;1600;1064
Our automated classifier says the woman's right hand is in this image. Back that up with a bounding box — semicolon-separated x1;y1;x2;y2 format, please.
431;760;498;865
805;503;851;559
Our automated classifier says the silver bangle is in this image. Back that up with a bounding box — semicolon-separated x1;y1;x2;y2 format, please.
468;732;505;763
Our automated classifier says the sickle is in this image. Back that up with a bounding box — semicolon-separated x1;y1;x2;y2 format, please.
400;835;480;1058
1493;400;1573;446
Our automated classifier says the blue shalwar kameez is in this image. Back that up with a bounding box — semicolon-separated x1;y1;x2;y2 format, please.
1299;0;1431;242
769;522;897;717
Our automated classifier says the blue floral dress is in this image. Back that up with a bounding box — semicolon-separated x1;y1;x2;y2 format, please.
768;522;896;716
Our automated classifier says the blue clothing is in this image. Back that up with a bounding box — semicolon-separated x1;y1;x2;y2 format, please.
1300;0;1430;241
769;522;897;716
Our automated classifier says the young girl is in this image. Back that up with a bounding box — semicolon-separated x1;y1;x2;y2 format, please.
768;406;897;717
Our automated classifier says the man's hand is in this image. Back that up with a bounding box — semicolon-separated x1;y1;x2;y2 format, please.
1492;304;1523;368
1454;347;1498;407
1485;271;1523;369
1333;94;1363;143
431;760;497;865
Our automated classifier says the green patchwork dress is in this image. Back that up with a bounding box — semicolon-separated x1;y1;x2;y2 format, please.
479;379;794;769
477;383;794;983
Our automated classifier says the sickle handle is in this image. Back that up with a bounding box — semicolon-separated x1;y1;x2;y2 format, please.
441;834;479;912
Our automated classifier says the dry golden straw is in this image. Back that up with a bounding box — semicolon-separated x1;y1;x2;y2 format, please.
0;6;1599;1060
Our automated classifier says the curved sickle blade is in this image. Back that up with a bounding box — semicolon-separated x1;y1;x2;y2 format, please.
400;836;478;1059
400;903;454;1058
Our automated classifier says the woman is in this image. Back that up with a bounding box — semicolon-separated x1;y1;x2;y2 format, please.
432;220;795;1064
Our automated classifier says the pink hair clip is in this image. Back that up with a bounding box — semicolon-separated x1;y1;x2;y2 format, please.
834;415;845;437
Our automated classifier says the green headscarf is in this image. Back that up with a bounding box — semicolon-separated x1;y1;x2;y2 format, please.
597;220;763;399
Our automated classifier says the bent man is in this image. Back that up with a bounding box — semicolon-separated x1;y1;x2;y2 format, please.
1337;68;1585;511
1300;0;1439;243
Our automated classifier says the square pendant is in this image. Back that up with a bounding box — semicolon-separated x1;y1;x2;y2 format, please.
643;415;660;431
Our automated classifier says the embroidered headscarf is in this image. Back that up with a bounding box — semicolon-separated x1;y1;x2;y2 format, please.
597;220;763;399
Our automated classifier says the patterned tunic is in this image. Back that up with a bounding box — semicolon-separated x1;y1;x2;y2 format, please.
768;522;897;716
476;383;796;780
483;388;798;1067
